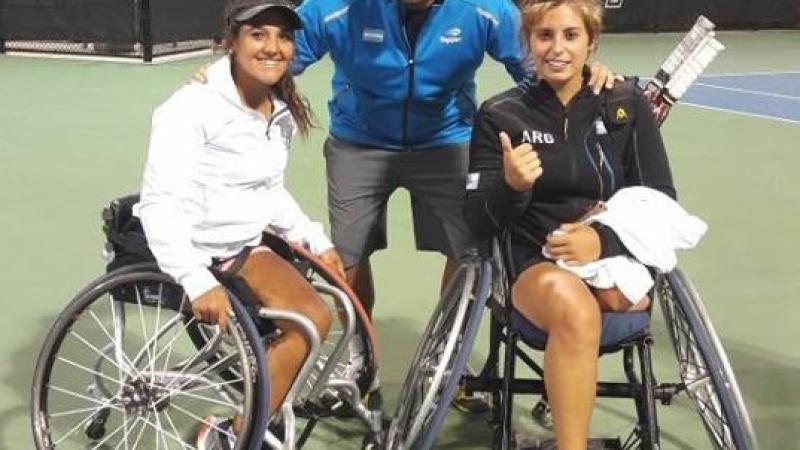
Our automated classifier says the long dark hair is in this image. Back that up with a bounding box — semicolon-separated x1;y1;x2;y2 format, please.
224;20;317;138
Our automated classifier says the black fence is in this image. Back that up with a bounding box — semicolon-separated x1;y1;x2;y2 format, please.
1;0;798;62
601;0;798;32
0;0;224;62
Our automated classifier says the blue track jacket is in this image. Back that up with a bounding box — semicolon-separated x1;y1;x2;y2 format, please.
294;0;529;150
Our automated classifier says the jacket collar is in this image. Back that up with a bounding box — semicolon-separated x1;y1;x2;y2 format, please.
205;56;288;116
523;65;593;109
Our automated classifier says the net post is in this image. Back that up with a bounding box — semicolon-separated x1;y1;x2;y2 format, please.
140;0;153;62
0;0;6;54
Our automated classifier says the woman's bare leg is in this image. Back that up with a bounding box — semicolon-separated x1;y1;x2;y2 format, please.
238;251;332;414
512;263;601;450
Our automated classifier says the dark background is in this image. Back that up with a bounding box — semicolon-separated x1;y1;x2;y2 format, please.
1;0;798;49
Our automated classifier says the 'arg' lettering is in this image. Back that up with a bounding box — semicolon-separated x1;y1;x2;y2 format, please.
522;129;556;145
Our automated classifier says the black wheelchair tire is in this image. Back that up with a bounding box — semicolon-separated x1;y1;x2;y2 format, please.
385;259;489;450
659;269;759;450
413;259;491;450
30;270;269;450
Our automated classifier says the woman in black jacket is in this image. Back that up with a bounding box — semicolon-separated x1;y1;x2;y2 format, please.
465;1;674;448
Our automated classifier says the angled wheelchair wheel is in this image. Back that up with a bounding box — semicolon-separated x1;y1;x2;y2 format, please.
385;258;491;450
286;244;379;408
658;269;759;450
31;269;269;450
183;242;378;407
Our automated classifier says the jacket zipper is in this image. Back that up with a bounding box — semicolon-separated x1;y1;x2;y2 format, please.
595;142;605;199
398;3;436;150
399;9;414;150
265;106;289;140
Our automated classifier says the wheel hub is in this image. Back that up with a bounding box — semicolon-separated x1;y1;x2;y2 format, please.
121;377;171;414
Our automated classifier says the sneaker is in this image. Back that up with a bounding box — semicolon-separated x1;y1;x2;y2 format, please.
268;417;285;443
452;385;491;414
531;399;554;429
196;416;235;450
511;431;552;450
316;385;382;419
365;387;383;411
342;346;367;383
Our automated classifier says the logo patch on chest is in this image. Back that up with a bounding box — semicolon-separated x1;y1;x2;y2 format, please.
440;27;462;44
362;28;385;43
522;129;555;145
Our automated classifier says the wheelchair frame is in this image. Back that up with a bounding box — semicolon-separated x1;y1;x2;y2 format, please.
387;236;758;450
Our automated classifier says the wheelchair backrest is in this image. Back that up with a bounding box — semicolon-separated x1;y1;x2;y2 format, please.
102;193;156;272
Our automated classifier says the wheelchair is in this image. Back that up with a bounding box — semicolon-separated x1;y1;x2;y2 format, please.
30;195;383;450
386;235;759;450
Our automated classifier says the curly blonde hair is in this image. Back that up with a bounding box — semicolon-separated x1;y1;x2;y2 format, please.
520;0;604;53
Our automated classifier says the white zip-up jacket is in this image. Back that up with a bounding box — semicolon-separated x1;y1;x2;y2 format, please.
135;57;333;301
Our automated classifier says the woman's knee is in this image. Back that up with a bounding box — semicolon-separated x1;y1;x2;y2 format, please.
514;267;601;342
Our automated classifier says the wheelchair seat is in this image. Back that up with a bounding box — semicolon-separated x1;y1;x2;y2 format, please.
509;309;650;353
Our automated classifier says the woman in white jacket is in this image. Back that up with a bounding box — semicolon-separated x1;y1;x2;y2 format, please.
135;1;344;447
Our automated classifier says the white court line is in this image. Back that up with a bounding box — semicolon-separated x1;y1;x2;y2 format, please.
681;101;800;125
694;82;800;101
5;48;213;65
700;70;800;78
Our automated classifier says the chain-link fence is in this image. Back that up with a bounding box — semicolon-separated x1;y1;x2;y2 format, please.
2;0;798;63
0;0;223;62
603;0;799;32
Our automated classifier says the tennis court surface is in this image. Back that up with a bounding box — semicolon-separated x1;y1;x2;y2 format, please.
1;30;799;449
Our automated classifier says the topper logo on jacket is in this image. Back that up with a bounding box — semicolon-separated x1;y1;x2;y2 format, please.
440;27;462;44
522;130;555;145
362;28;385;43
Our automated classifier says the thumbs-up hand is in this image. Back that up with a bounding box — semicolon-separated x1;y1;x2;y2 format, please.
500;132;542;192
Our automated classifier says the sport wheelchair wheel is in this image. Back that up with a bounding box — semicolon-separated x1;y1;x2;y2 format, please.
31;268;269;450
287;243;378;407
658;269;759;450
385;258;491;450
183;241;378;408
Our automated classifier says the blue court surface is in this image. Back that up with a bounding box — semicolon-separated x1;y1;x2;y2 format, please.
682;71;800;124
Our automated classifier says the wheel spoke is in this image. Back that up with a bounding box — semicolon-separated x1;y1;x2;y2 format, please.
168;402;236;441
56;356;124;389
136;413;196;450
660;272;750;450
167;385;238;409
70;331;138;379
89;308;140;378
89;418;128;450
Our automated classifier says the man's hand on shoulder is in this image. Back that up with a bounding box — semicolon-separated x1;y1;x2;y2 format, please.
190;63;211;85
587;60;624;95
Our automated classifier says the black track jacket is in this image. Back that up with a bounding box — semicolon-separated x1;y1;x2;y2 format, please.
465;77;676;261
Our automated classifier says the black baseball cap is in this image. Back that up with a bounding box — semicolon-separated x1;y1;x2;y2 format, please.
226;0;303;30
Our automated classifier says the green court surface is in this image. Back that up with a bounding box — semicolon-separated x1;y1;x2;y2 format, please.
2;30;799;449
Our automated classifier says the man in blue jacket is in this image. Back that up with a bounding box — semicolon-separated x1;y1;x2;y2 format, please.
292;0;615;411
294;0;526;312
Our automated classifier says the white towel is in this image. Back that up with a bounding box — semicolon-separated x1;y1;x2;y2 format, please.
544;187;707;304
